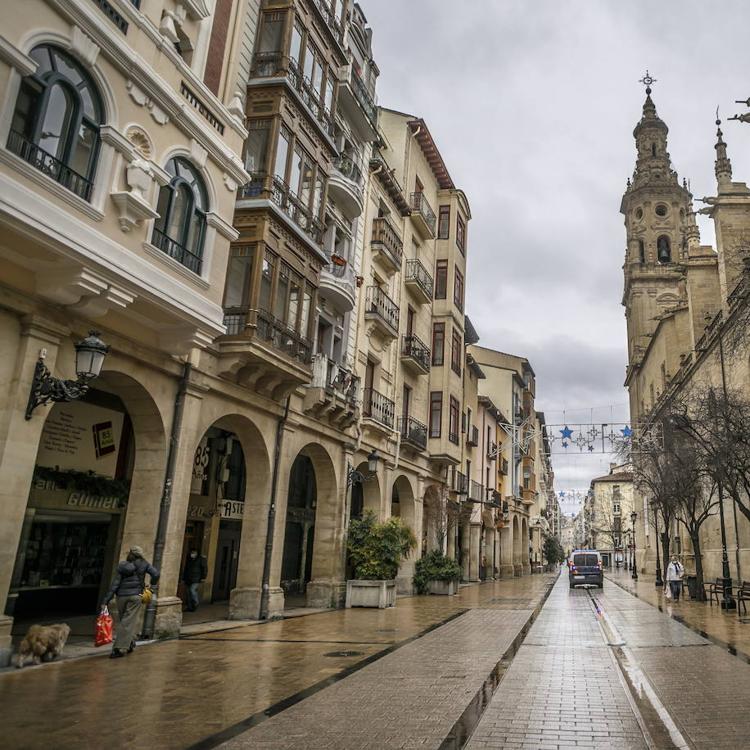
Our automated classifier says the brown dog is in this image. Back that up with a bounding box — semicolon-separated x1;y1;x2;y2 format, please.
15;623;71;668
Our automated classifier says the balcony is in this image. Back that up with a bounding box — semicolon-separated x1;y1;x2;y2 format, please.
398;416;427;451
500;458;509;475
303;353;359;428
487;441;498;459
453;470;468;495
338;65;379;140
319;258;357;312
365;286;399;340
218;307;313;397
409;192;436;239
310;0;345;48
328;154;364;218
400;334;431;375
363;387;395;430
466;425;479;448
370;216;403;273
404;259;433;303
249;52;334;142
237;174;324;256
469;481;484;503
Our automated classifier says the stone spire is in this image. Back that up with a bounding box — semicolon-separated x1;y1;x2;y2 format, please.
714;117;733;189
685;197;701;254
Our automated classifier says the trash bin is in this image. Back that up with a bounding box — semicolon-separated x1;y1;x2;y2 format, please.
686;575;698;600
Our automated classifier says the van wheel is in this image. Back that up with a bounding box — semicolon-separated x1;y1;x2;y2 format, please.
569;584;575;590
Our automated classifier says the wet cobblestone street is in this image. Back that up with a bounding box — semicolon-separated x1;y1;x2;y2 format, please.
3;570;750;749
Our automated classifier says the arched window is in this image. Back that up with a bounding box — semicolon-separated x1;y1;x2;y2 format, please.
152;157;207;274
8;45;103;201
657;235;671;263
638;239;645;263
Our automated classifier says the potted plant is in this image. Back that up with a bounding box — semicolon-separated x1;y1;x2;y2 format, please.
413;550;462;596
346;511;416;608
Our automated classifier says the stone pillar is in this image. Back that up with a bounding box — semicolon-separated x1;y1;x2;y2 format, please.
469;523;481;582
499;524;514;577
151;382;208;637
493;530;500;579
264;424;297;618
460;522;471;580
0;316;69;665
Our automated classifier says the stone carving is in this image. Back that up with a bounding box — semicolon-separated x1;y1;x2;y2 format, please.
70;26;100;68
126;81;171;126
110;158;159;233
124;125;153;160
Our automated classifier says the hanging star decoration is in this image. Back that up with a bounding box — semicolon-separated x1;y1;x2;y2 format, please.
560;426;573;440
588;445;594;452
621;426;633;438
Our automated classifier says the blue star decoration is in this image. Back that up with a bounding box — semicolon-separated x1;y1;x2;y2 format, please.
588;445;594;452
562;441;569;448
560;426;574;440
621;426;633;438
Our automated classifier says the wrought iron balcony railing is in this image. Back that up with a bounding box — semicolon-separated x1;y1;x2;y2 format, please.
310;353;359;404
404;258;434;299
363;387;395;428
469;480;484;502
454;470;468;494
401;334;431;372
365;286;399;333
350;68;377;126
152;227;202;274
467;425;479;447
410;191;436;235
334;154;363;185
370;216;403;268
7;130;93;201
398;416;427;450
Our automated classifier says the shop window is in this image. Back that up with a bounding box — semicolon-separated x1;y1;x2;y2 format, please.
8;44;103;202
152;157;207;275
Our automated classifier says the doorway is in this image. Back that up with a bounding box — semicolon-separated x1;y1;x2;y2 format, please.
212;521;241;601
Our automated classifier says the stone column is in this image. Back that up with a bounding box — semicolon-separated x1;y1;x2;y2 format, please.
461;522;471;580
0;316;69;665
499;524;514;577
469;523;481;582
152;382;208;637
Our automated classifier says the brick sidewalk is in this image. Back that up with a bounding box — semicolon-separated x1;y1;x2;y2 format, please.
605;568;750;659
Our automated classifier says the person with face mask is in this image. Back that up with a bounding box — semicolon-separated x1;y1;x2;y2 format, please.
182;548;208;612
666;555;684;601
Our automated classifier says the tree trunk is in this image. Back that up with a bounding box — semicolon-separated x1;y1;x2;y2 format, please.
691;531;706;601
660;529;670;578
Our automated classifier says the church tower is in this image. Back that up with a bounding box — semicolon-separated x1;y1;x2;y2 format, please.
621;76;692;374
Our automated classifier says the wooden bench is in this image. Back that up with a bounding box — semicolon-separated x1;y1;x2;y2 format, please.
737;581;750;617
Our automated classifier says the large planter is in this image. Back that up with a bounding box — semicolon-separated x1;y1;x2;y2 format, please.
345;579;396;608
428;579;458;596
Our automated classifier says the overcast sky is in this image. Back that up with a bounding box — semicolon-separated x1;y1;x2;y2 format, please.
364;0;750;512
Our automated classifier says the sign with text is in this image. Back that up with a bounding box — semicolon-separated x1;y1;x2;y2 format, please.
36;402;124;479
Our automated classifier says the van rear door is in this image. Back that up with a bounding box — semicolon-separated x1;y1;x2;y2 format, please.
572;553;599;574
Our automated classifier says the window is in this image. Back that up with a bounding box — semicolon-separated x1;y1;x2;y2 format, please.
438;205;450;239
290;22;304;67
657;235;671;263
9;45;103;201
429;392;442;438
259;248;276;312
435;260;448;299
432;323;445;365
466;407;472;433
449;396;460;444
402;384;411;419
224;248;254;309
274;127;291;182
258;11;285;53
245;119;271;175
451;329;462;375
638;239;645;263
152;157;207;274
454;267;464;310
456;214;466;253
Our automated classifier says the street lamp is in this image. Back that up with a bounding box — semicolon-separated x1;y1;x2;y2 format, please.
347;449;379;487
652;502;663;587
630;511;638;581
25;331;109;419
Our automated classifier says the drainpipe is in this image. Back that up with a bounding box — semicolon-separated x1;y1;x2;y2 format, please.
260;395;291;620
142;361;191;639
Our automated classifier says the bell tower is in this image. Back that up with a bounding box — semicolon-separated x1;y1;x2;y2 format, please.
621;73;692;370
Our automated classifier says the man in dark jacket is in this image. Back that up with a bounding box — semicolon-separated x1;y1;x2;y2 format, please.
102;546;159;658
182;549;208;612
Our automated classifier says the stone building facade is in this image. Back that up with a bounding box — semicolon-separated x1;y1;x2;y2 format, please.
621;84;750;580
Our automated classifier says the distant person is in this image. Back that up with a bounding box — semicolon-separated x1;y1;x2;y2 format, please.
183;549;208;612
102;546;159;658
666;555;684;601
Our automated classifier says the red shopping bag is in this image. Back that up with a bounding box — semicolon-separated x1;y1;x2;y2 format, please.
95;606;113;647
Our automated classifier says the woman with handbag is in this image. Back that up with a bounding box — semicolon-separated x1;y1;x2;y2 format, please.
102;545;160;658
665;555;684;602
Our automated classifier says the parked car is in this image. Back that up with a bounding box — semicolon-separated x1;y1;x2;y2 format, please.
568;549;603;589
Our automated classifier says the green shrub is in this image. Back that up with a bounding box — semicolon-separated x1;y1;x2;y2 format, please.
413;550;463;594
347;511;416;580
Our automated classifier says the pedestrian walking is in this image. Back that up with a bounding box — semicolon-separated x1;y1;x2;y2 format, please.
182;549;208;612
666;555;684;602
102;545;159;658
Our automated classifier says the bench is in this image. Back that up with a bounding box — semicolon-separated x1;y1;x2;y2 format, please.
738;581;750;617
704;577;727;606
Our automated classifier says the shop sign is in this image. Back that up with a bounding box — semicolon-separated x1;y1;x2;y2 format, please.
188;503;213;519
220;500;244;520
36;402;124;479
191;436;210;495
67;492;122;510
